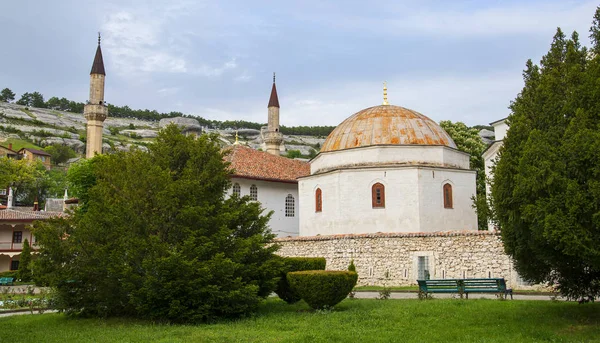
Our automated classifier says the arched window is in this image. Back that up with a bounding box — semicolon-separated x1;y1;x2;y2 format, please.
371;183;385;208
250;185;258;201
232;183;241;197
285;194;295;217
315;188;322;212
443;183;453;209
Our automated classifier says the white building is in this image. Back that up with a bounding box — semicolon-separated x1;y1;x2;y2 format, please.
298;97;478;236
225;145;309;237
482;117;509;230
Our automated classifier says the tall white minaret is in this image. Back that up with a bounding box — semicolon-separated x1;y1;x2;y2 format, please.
264;73;283;156
84;33;108;158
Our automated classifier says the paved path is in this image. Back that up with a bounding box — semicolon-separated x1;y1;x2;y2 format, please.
354;291;562;301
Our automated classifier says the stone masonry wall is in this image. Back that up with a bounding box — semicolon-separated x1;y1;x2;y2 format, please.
275;231;533;289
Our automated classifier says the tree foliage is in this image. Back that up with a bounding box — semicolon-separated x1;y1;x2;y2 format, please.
0;88;15;102
493;10;600;301
44;144;76;165
17;238;32;282
0;157;65;206
33;125;281;322
439;120;489;229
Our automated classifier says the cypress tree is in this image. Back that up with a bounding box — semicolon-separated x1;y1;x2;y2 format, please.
17;238;32;282
493;9;600;301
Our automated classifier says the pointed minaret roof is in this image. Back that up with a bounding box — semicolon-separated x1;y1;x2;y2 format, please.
90;33;106;76
268;72;279;108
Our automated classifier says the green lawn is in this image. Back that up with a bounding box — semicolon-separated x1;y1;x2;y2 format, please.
0;298;599;342
3;138;41;151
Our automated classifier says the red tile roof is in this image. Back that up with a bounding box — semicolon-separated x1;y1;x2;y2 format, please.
224;145;309;183
0;209;63;222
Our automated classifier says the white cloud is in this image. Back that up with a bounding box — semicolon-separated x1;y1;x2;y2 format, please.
101;2;238;77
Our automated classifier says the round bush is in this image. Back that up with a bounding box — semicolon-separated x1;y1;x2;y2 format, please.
275;257;326;304
287;270;358;309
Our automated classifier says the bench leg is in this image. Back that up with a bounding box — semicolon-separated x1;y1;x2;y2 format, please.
465;293;468;300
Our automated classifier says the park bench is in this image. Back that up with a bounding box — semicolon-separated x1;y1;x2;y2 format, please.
417;279;461;295
462;278;512;299
0;277;14;286
417;278;513;299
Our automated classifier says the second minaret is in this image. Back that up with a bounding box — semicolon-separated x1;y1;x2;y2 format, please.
84;33;108;158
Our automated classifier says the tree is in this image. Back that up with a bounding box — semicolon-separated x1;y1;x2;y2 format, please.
44;144;76;165
0;88;15;102
33;125;281;322
30;91;46;108
17;238;32;282
16;92;32;106
286;149;302;159
492;10;600;301
439;121;489;230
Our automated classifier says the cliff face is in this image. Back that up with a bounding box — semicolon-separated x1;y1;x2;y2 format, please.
0;102;325;156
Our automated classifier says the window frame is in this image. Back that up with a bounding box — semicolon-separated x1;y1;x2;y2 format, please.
443;183;453;209
12;231;22;244
371;183;385;208
315;188;322;212
232;183;241;197
285;194;295;217
250;184;258;201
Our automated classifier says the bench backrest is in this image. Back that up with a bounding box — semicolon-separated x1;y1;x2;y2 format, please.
418;279;461;292
462;278;506;292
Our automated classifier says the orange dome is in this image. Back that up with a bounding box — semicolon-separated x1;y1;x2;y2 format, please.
321;105;456;152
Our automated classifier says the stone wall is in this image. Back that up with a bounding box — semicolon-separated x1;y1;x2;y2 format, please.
275;231;534;289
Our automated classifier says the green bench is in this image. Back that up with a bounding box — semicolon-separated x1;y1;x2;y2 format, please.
0;277;14;286
462;278;512;299
417;278;513;299
417;279;461;295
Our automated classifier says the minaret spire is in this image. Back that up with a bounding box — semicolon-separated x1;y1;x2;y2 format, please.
264;73;283;155
85;33;108;158
383;81;389;105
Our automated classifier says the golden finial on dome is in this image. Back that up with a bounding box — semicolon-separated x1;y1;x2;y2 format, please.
383;81;389;105
233;130;240;145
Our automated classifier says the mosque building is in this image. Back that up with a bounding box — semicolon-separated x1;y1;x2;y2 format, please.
298;84;478;236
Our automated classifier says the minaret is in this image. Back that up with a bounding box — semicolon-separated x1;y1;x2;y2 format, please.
84;33;108;158
383;81;389;105
264;73;283;156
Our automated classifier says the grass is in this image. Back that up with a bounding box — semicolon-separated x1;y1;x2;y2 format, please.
0;298;599;342
20;108;36;119
3;138;41;151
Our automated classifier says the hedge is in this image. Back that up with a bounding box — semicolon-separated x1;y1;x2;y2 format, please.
275;257;326;304
287;270;358;309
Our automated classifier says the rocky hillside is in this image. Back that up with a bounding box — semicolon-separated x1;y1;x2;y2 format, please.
0;102;325;157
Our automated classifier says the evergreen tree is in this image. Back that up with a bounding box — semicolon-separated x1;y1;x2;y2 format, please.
33;125;280;322
493;9;600;301
0;88;15;102
17;238;32;282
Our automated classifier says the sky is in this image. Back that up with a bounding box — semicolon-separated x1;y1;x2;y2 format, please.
0;1;597;127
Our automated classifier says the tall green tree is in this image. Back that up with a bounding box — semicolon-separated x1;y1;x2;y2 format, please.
0;88;15;102
33;125;280;322
17;238;32;282
493;10;600;301
44;144;76;165
439;121;488;230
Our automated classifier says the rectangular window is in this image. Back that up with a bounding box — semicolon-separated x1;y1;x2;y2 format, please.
0;188;6;196
10;260;19;271
417;256;430;280
13;231;22;243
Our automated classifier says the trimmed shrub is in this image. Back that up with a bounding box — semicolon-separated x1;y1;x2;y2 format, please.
287;270;358;309
348;259;356;272
275;257;326;304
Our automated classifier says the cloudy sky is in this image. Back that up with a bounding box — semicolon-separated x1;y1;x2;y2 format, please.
0;1;596;127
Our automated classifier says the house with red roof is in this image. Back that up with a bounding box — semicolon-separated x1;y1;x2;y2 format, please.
225;144;309;237
0;209;63;272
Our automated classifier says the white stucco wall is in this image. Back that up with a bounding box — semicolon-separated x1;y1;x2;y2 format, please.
493;121;509;141
299;166;477;236
228;178;299;237
311;145;470;174
483;141;503;230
